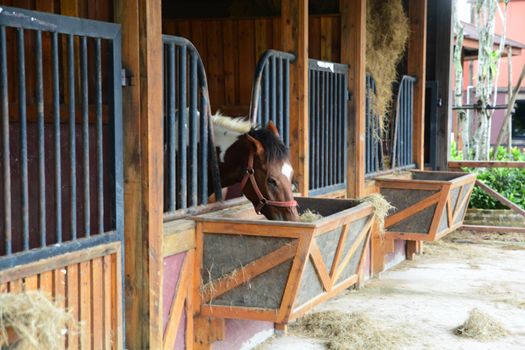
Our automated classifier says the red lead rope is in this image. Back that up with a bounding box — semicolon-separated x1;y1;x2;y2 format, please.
239;150;298;214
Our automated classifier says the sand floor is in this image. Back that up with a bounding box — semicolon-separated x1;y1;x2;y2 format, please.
259;231;525;350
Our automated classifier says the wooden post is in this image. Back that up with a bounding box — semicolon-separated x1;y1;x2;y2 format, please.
432;0;454;170
114;0;164;348
341;0;366;199
407;0;427;258
282;0;309;196
408;0;427;170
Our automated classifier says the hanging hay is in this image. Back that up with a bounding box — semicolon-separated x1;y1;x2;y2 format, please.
360;193;395;234
0;291;79;350
366;0;410;123
299;209;323;222
454;308;508;341
290;311;409;350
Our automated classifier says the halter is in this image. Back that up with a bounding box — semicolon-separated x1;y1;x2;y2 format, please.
240;149;298;214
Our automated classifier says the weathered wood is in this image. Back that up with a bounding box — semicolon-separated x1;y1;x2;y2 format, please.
307;241;332;291
282;0;309;195
114;0;164;348
194;316;225;350
341;0;366;198
461;225;525;234
408;0;427;169
163;220;196;256
92;258;104;350
475;180;525;218
79;261;91;350
448;161;525;169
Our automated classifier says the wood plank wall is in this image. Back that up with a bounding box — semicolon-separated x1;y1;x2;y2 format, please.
0;242;123;349
163;15;341;115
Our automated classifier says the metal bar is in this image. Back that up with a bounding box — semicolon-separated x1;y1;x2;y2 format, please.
284;59;290;147
178;45;187;209
189;51;198;207
52;31;62;243
315;70;320;190
308;68;313;190
36;30;46;247
0;26;11;254
81;36;90;237
277;58;283;136
168;43;176;211
17;28;29;250
270;56;276;125
68;34;77;240
95;38;103;234
199;80;208;205
328;72;333;186
264;64;269;125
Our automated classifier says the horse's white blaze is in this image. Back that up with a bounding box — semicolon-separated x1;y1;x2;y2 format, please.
212;112;252;162
282;162;293;181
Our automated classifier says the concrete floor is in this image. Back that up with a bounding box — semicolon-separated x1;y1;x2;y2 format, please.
259;231;525;350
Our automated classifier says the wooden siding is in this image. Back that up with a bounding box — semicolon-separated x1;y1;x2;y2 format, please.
0;242;123;349
163;15;341;114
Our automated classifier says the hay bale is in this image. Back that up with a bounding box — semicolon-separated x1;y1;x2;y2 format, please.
299;209;323;222
454;308;508;341
0;291;79;349
360;193;395;234
290;311;409;350
366;0;410;122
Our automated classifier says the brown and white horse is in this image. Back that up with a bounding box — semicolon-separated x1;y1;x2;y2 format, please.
211;114;299;221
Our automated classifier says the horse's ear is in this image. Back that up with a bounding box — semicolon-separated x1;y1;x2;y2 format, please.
266;121;280;138
246;134;265;156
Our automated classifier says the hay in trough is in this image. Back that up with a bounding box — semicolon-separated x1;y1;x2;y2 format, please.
0;291;79;350
454;308;508;341
366;0;410;123
290;311;409;350
299;209;323;222
360;193;394;234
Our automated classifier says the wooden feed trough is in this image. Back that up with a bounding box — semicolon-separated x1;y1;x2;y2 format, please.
376;171;476;241
193;197;374;324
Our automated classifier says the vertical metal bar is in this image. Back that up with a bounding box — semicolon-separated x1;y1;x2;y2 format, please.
81;36;90;237
168;43;176;211
68;34;77;240
199;75;208;205
308;67;312;190
277;58;283;136
284;59;290;147
178;45;187;209
0;26;11;254
320;70;326;188
315;70;320;190
365;76;370;174
52;32;62;243
270;56;276;125
95;38;103;234
409;80;414;164
17;28;29;250
327;72;333;186
263;63;269;125
36;30;46;246
189;51;198;207
343;71;348;182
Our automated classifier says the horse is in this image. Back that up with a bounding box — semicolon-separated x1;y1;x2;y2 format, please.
211;113;299;221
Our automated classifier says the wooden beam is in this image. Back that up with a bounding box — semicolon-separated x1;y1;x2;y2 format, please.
408;0;427;169
448;161;525;169
475;180;525;218
341;0;366;198
462;225;525;234
432;0;454;170
282;0;309;195
114;0;164;348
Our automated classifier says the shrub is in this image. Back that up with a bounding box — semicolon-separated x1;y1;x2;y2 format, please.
450;143;525;210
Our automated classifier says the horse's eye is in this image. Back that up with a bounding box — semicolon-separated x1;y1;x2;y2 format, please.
267;178;278;187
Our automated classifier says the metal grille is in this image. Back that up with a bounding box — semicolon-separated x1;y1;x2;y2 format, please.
365;74;416;178
392;76;416;169
308;59;348;196
0;7;123;269
249;50;295;147
162;35;221;217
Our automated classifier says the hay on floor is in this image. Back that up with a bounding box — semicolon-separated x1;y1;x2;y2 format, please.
360;193;394;234
290;311;409;350
299;209;323;222
0;291;79;350
454;308;508;341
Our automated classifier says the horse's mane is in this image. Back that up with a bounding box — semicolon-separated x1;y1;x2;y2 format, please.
248;128;289;162
211;112;252;134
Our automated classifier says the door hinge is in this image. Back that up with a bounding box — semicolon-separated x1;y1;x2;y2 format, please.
121;68;132;87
